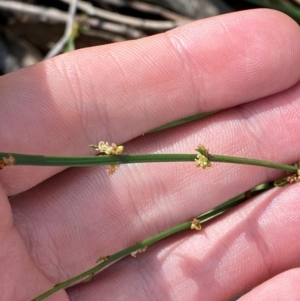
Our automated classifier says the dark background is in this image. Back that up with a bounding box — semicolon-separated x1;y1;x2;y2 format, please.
0;0;299;74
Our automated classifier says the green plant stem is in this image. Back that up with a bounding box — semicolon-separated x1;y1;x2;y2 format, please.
0;153;195;166
148;111;217;133
32;182;272;301
0;152;298;173
32;222;191;301
208;154;298;173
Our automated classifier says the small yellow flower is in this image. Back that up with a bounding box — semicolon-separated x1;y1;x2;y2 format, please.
131;246;147;257
195;145;211;169
112;144;124;155
94;141;124;156
195;154;212;169
191;218;201;231
0;154;15;169
96;255;110;263
107;165;119;175
275;169;300;186
91;142;124;175
287;172;300;184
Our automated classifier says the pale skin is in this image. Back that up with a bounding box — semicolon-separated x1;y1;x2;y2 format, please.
1;8;300;301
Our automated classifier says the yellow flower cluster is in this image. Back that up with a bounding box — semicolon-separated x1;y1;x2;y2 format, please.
91;141;124;175
195;145;211;169
95;141;124;155
191;218;201;230
0;154;15;169
286;170;300;184
131;246;147;257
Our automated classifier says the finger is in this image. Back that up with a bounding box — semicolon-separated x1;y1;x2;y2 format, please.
11;78;300;289
0;185;68;301
238;269;300;301
66;185;300;301
1;9;300;195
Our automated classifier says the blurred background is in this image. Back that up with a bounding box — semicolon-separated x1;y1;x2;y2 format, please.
0;0;299;74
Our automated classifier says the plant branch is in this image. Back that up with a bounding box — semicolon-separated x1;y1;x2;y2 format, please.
0;153;196;167
45;0;78;59
31;182;272;300
148;111;217;133
0;151;298;173
59;0;188;30
100;0;191;22
208;154;298;173
0;0;145;40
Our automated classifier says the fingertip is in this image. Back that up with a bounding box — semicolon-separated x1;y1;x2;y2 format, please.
239;268;300;301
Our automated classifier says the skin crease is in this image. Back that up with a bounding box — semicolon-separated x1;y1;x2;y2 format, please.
0;8;300;301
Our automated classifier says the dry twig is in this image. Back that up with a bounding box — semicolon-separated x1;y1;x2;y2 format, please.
45;0;78;58
0;1;145;40
59;0;189;30
0;0;71;23
99;0;192;21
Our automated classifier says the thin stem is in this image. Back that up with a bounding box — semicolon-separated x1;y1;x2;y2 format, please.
59;0;187;30
32;222;191;301
0;152;298;173
44;0;78;59
209;154;298;173
32;182;273;301
148;111;217;133
0;153;195;166
198;182;273;222
32;222;189;301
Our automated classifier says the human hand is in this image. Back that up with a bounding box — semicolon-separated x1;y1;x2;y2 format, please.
1;9;300;301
